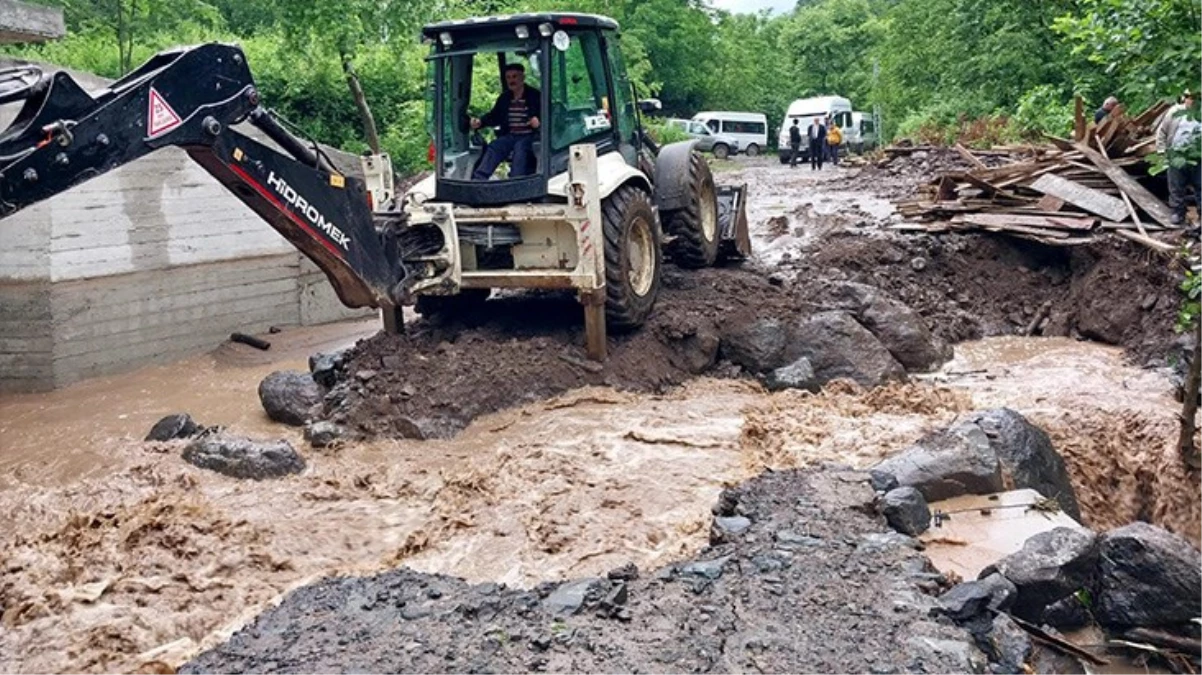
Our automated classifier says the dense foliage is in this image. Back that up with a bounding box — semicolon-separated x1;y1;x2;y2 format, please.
4;0;1199;172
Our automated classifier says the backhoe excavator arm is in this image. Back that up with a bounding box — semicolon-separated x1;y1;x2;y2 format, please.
0;43;407;311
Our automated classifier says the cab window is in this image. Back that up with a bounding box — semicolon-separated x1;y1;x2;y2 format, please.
550;31;611;151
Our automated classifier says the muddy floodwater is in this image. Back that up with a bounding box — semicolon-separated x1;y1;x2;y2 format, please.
0;317;1192;673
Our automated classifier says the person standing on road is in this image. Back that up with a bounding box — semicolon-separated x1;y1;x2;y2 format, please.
788;118;803;168
471;63;541;181
1095;96;1120;124
826;117;843;166
808;117;826;171
1156;90;1200;226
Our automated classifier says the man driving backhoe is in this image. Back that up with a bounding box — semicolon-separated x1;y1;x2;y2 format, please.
470;63;541;180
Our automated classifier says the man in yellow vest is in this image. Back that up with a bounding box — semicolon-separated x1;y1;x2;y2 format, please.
826;116;843;166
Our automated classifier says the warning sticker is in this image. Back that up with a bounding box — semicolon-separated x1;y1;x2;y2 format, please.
147;87;182;137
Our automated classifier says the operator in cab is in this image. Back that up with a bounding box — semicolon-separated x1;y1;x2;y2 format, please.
471;63;541;180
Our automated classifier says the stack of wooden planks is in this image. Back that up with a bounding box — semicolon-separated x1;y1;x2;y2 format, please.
892;98;1179;251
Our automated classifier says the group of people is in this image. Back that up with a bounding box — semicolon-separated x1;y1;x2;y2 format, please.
786;115;843;170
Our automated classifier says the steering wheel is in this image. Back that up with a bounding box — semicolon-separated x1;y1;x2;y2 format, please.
0;66;44;106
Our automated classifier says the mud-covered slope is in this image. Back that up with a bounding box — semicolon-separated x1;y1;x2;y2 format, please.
183;469;987;674
788;233;1183;366
327;232;1183;441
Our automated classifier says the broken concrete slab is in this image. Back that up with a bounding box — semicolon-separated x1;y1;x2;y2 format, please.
922;490;1088;582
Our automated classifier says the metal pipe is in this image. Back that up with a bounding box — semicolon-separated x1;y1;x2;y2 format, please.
248;107;337;174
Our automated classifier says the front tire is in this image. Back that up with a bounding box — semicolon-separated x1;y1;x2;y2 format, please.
745;143;760;157
712;143;730;159
602;185;662;329
663;150;720;268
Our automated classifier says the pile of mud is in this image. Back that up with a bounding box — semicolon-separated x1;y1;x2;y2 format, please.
182;469;994;674
787;233;1184;366
328;266;797;439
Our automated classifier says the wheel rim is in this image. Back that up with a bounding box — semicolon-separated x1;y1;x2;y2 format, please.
699;178;717;243
627;214;656;297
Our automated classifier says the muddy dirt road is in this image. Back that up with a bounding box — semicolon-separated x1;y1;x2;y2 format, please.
0;156;1196;674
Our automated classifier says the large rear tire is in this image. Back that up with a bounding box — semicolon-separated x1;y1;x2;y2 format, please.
414;289;490;321
663;150;720;268
602;185;661;329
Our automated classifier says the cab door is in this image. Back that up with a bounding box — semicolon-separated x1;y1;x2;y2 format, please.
600;29;639;167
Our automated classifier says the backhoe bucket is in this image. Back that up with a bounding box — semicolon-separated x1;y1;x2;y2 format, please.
716;183;752;260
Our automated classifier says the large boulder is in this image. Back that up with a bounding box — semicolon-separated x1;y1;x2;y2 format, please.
981;527;1098;623
870;409;1080;513
1095;522;1201;628
814;281;951;371
719;318;788;373
783;311;906;387
182;434;306;480
970;409;1080;520
870;421;1002;502
258;370;324;426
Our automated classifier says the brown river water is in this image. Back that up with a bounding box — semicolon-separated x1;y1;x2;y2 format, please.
0;320;1195;673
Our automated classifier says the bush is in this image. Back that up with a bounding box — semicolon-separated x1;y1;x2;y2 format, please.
1014;85;1074;137
642;118;690;145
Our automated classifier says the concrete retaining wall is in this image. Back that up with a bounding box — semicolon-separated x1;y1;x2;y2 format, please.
0;0;64;44
0;58;376;392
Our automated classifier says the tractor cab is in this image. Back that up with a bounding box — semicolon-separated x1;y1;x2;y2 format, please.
421;13;643;206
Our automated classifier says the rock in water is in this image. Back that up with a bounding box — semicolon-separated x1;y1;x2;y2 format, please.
971;409;1080;519
870;422;1002;501
182;435;305;480
1095;522;1201;628
258;370;324;426
719;318;788;373
814;281;951;371
145;413;200;441
304;421;346;448
764;357;818;392
982;527;1098;623
822;279;951;369
882;487;931;536
869;409;1079;514
309;348;351;388
785;311;906;387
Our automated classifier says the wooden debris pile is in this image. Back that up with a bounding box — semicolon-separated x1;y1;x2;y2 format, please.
893;99;1180;251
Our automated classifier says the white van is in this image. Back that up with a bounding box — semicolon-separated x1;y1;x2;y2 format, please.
692;111;770;157
847;111;879;154
776;96;853;163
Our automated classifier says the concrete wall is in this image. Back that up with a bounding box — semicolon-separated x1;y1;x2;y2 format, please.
0;0;64;43
0;58;375;392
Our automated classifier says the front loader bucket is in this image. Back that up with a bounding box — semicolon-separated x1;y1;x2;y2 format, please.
716;183;752;261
